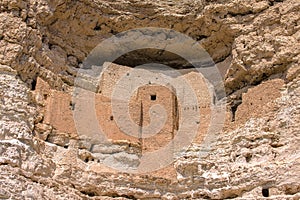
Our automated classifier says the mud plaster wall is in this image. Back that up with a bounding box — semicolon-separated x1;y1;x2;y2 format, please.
38;62;215;150
223;78;285;132
98;63;214;145
38;64;286;161
136;84;178;152
235;78;285;125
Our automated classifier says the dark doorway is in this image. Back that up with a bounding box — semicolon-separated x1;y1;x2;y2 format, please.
262;188;269;197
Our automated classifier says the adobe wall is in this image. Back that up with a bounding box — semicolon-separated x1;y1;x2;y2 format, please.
98;62;131;98
136;84;178;152
95;96;140;143
179;72;213;144
98;62;213;106
235;78;285;125
41;86;140;145
97;63;214;145
44;90;77;136
37;63;215;153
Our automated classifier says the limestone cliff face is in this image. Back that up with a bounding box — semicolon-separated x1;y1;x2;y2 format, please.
0;0;299;199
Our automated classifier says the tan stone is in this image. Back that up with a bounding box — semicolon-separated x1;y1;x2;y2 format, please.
0;0;300;199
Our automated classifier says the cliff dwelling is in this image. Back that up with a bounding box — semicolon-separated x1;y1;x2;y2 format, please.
34;62;214;168
1;0;299;198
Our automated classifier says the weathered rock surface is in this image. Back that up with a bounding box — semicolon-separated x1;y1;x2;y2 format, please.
0;0;299;199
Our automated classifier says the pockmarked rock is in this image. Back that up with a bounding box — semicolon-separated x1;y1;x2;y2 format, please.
0;0;299;199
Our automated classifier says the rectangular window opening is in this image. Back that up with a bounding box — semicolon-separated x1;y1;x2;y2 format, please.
150;94;156;101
